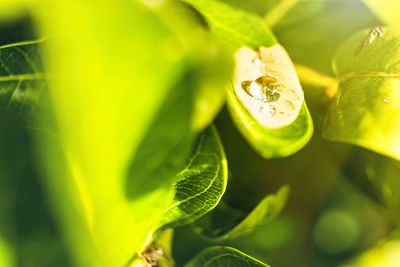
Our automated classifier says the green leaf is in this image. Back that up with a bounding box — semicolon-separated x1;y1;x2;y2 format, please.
182;0;277;49
194;186;289;241
184;246;270;267
228;85;313;158
0;39;46;124
183;0;313;158
323;27;400;161
126;39;230;201
156;126;228;232
28;1;230;266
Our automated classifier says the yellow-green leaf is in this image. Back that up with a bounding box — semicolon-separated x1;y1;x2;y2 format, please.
324;27;400;161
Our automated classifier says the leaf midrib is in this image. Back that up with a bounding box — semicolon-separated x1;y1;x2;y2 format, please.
338;71;400;82
0;73;47;82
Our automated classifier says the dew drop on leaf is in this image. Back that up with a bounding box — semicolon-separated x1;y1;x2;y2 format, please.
260;105;276;117
357;26;384;54
241;75;281;103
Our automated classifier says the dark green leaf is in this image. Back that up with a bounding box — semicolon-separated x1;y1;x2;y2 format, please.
194;186;289;241
156;126;228;232
0;39;46;123
323;27;400;161
184;246;270;267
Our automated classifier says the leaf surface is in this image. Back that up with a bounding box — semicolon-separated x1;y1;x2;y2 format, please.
157;126;228;232
194;186;289;241
183;0;276;49
28;1;229;266
184;246;270;267
183;0;313;158
0;39;45;123
324;27;400;161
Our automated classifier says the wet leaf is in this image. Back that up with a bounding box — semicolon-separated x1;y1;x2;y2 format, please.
323;27;400;161
156;126;228;232
194;186;289;242
184;246;270;267
228;86;313;158
183;0;313;158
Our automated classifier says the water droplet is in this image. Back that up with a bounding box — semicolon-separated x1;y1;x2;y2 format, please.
241;75;282;103
252;57;261;65
260;105;276;117
383;97;391;103
357;27;384;54
282;100;295;112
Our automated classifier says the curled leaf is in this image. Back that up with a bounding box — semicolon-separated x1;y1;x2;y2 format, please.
233;45;304;129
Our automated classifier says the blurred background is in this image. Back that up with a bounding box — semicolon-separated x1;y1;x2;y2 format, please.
1;0;399;267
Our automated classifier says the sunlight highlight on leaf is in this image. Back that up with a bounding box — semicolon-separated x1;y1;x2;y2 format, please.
324;27;400;161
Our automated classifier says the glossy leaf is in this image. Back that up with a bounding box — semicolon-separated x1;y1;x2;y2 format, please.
157;126;228;232
183;0;313;158
323;27;400;161
184;246;270;267
182;0;277;49
228;86;313;158
194;186;289;241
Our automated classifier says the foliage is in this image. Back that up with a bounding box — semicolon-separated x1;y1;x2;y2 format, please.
0;0;399;267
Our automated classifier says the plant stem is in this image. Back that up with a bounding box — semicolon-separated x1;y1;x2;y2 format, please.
264;0;299;27
294;64;338;98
